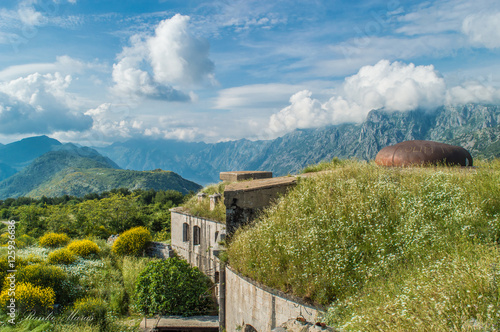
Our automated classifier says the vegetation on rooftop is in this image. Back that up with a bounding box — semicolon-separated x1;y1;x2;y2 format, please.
228;159;500;331
179;182;228;223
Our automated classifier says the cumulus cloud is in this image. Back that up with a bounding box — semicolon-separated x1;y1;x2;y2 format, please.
462;12;500;48
446;81;500;105
0;72;92;134
83;103;132;139
112;14;215;101
269;60;446;135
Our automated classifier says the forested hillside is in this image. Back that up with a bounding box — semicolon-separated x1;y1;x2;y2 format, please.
0;146;200;199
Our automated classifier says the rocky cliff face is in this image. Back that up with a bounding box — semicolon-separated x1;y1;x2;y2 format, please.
96;104;500;184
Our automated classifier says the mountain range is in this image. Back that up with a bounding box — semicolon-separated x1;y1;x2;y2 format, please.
96;104;500;184
0;103;498;198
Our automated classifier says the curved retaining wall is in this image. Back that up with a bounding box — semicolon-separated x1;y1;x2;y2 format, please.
225;266;324;331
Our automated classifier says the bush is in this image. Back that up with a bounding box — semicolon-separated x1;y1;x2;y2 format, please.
14;263;74;305
39;232;70;248
16;234;36;248
72;297;107;329
67;239;100;258
48;248;77;265
0;282;55;313
112;227;151;256
0;257;29;293
135;257;214;316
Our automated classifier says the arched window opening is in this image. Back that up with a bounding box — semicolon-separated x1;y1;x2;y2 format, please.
182;223;189;242
193;226;201;245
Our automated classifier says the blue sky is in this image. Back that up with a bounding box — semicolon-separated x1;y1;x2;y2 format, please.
0;0;499;145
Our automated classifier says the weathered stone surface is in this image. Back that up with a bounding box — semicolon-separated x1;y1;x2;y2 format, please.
220;171;272;182
225;266;324;332
170;209;225;286
197;192;207;202
209;193;222;211
146;241;173;259
275;319;337;332
375;140;473;167
224;176;297;235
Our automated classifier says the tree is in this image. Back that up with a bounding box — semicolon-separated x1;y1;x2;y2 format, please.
135;258;214;316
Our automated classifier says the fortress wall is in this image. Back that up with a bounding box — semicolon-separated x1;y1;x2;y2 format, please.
225;266;323;331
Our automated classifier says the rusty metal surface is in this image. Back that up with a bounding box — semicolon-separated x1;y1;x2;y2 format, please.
375;140;473;167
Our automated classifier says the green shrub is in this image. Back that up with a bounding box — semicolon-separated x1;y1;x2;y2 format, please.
16;234;36;248
135;257;214;316
0;282;55;313
67;239;100;258
48;247;77;265
112;227;151;256
14;263;74;305
39;232;70;248
72;297;107;329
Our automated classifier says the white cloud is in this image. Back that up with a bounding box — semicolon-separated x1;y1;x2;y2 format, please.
148;14;215;86
0;55;102;81
446;81;500;105
213;83;306;110
462;12;500;48
0;0;79;31
112;14;215;101
269;60;447;135
0;72;92;134
17;5;44;26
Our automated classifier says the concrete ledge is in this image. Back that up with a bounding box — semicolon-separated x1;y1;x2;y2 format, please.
224;176;296;193
220;171;272;182
140;316;219;332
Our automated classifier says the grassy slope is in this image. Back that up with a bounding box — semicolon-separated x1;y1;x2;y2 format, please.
28;168;202;197
227;159;500;331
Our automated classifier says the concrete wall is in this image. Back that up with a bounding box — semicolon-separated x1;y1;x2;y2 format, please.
225;266;324;332
146;241;172;259
224;177;297;235
170;208;225;283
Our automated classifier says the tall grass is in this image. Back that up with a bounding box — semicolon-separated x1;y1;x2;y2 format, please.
325;242;500;331
228;160;500;330
180;182;228;222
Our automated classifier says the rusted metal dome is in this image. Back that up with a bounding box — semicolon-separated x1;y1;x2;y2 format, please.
375;140;473;167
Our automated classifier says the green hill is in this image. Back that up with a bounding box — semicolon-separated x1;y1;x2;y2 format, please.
28;168;201;198
0;147;200;199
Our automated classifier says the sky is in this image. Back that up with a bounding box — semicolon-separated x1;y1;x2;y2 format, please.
0;0;499;146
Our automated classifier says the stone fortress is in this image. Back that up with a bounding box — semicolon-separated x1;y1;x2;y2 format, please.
165;140;473;332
